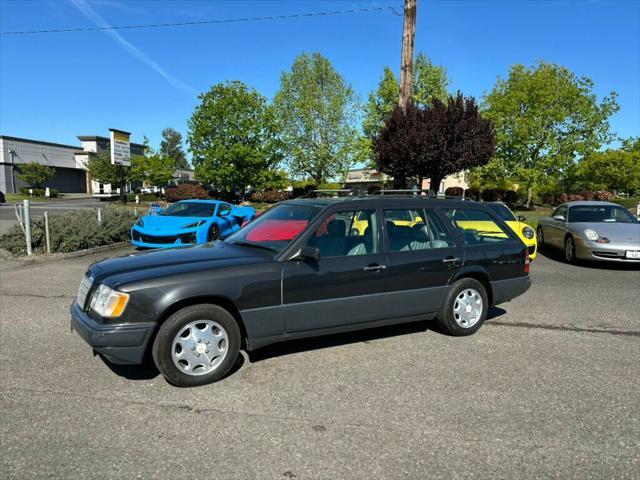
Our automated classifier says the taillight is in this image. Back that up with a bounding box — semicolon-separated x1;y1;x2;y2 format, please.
524;250;530;273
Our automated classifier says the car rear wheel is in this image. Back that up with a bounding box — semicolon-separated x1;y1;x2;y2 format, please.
152;304;241;387
564;236;576;264
437;278;488;336
208;224;220;242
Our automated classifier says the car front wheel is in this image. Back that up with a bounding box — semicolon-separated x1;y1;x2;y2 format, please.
564;236;576;264
208;224;220;242
437;278;488;336
152;304;241;387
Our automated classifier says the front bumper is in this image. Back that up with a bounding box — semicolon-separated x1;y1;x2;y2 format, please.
574;238;640;263
70;302;156;365
131;226;200;249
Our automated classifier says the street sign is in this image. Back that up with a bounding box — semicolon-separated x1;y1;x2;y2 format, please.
109;128;131;166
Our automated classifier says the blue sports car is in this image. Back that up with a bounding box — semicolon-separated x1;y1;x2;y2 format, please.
131;199;256;248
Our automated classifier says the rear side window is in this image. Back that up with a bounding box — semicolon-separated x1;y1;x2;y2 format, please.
442;208;511;245
384;209;454;252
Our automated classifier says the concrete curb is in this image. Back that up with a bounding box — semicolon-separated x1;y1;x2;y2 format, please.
1;241;132;263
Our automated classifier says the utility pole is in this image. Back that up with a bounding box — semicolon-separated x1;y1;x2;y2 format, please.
399;0;417;110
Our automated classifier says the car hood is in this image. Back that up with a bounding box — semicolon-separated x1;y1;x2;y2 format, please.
573;222;640;244
89;241;272;288
136;214;212;232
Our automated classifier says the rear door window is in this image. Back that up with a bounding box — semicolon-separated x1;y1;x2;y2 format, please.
442;208;512;245
307;210;379;257
384;209;455;252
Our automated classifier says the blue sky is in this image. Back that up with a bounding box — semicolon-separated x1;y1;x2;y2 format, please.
1;0;638;152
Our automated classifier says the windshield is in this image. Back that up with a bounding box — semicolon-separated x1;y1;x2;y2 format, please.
486;203;516;221
226;203;322;253
568;205;638;223
160;202;215;217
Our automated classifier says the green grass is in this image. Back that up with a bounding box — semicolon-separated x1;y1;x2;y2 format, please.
5;193;57;203
513;209;551;229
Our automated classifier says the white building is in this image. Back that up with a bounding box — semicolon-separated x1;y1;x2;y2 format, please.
343;168;468;194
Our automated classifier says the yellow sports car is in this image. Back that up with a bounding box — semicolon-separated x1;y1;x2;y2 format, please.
444;203;537;260
351;209;423;235
485;203;538;260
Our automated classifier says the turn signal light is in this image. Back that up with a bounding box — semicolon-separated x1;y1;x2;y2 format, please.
524;251;530;274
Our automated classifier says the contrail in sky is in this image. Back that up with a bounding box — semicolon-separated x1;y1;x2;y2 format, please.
70;0;198;94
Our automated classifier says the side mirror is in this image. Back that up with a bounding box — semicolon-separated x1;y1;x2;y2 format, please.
291;246;320;262
517;215;526;222
219;209;230;217
553;215;565;221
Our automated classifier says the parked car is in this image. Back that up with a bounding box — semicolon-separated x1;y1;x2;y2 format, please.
130;199;255;248
537;201;640;263
71;196;532;387
484;202;537;260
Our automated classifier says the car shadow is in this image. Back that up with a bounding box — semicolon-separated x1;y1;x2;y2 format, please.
538;246;640;271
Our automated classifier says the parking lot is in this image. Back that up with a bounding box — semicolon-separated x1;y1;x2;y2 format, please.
1;248;638;479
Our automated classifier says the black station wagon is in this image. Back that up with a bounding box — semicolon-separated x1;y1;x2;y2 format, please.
71;195;532;387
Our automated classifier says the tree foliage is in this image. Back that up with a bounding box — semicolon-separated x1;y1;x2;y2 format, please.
16;162;55;188
574;140;640;195
160;127;189;169
188;81;282;196
483;61;619;206
85;153;123;186
273;52;360;184
363;53;449;145
374;93;495;191
130;154;175;188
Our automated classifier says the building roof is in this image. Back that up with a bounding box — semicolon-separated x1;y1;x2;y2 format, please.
77;135;145;148
0;135;80;150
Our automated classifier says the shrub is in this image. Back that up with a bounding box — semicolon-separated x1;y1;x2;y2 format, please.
250;190;288;203
444;186;464;197
18;187;59;197
127;193;159;202
613;197;639;209
502;189;518;205
558;193;569;204
465;188;481;201
594;191;614;201
580;190;595;201
291;187;306;198
0;207;135;256
481;188;516;202
164;184;209;202
568;194;584;202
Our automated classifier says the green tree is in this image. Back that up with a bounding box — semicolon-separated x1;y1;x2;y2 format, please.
575;141;640;195
273;52;360;184
160;127;189;169
85;153;122;186
483;61;619;207
363;54;449;141
130;154;175;188
16;162;55;189
188;81;282;197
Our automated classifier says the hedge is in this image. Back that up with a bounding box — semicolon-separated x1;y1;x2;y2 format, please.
0;207;136;256
250;190;289;203
19;187;59;198
613;197;640;210
164;184;210;202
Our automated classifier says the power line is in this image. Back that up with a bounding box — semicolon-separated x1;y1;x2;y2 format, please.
1;5;402;36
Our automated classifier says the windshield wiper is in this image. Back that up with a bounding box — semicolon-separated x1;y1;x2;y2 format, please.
229;240;278;253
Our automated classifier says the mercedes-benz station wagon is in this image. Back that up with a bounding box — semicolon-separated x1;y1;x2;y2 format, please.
71;195;532;387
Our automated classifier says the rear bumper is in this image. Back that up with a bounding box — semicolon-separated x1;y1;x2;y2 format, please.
491;275;532;306
70;302;155;365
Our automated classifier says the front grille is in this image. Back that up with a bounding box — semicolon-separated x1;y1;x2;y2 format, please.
76;273;93;309
139;234;177;244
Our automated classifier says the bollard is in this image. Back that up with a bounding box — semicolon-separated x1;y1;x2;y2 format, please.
44;211;51;254
97;208;102;224
134;207;138;217
23;200;32;256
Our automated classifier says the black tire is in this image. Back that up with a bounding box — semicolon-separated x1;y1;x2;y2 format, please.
152;304;241;387
208;223;220;242
536;225;544;247
437;278;489;336
564;235;577;264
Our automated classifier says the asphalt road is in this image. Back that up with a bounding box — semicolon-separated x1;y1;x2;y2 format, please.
0;198;104;234
1;248;639;479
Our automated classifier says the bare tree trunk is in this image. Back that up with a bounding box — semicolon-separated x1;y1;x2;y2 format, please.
430;176;443;194
525;185;533;209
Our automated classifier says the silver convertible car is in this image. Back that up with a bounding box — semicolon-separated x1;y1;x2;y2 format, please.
537;201;640;264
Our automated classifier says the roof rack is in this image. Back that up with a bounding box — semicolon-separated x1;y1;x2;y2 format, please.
375;189;436;197
300;189;354;198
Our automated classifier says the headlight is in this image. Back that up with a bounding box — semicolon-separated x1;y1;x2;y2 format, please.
584;228;599;241
90;284;130;318
182;220;205;229
136;218;144;227
522;226;535;239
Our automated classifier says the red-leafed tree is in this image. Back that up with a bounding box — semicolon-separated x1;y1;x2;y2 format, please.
373;93;495;191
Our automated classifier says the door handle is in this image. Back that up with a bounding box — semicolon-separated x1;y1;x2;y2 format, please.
442;257;462;264
363;264;386;272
